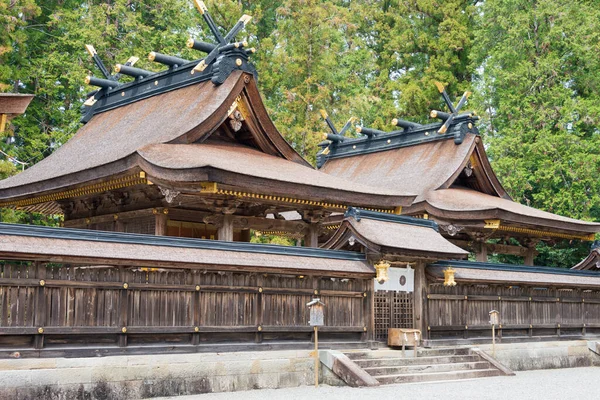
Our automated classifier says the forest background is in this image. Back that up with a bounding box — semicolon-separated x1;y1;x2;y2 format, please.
1;0;599;267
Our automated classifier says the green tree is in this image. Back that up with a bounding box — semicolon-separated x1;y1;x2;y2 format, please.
363;0;476;129
473;0;600;266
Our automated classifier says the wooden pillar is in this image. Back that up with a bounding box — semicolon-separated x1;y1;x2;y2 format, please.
114;215;125;233
155;209;168;236
475;241;488;262
118;266;128;347
413;262;426;334
304;224;319;248
240;228;251;242
218;214;234;241
524;248;535;266
34;262;46;350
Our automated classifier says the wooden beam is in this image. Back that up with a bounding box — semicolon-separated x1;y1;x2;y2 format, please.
169;208;308;233
449;240;535;258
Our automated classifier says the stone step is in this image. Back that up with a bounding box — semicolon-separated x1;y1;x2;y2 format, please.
417;347;471;357
376;368;503;385
354;354;480;368
344;347;470;361
364;361;491;376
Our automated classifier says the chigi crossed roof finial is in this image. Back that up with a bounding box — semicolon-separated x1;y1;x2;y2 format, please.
81;0;256;123
430;82;473;137
316;82;480;168
319;110;357;146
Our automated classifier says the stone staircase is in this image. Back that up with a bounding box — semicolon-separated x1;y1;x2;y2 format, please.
343;347;505;384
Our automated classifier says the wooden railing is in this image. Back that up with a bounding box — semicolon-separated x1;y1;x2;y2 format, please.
0;261;371;356
424;282;600;341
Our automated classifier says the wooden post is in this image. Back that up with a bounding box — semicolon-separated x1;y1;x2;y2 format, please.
118;266;128;347
314;326;319;387
413;262;426;333
492;324;496;357
192;275;201;346
304;224;319;248
155;210;168;236
34;262;46;350
256;275;263;343
475;241;488;262
240;228;251;242
218;214;234;241
364;279;374;342
524;248;535;266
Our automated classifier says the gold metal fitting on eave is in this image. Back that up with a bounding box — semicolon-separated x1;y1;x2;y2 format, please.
443;267;457;287
200;182;218;194
484;219;501;229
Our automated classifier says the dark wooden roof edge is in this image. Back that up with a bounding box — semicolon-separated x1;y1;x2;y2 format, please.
0;151;415;210
407;200;600;236
345;207;438;231
438;137;510;199
571;247;600;270
432;260;600;278
0;223;367;261
472;139;511;199
241;80;311;167
317;117;479;168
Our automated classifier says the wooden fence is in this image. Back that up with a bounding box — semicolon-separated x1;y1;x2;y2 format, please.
0;261;371;356
425;282;600;341
374;291;413;341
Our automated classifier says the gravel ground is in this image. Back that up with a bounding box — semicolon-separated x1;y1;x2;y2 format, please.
155;367;600;400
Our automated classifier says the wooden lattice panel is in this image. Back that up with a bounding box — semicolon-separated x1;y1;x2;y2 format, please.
374;291;414;341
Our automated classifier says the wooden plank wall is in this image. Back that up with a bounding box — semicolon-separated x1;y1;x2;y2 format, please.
425;281;600;341
0;261;370;354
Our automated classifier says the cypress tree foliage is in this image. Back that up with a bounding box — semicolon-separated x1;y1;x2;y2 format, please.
472;0;600;267
254;0;378;161
0;0;198;223
363;0;476;129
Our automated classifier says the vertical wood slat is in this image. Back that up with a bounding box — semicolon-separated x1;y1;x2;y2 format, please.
34;262;46;349
255;274;263;343
118;266;128;347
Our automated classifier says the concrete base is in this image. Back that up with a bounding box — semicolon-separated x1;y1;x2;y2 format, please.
0;350;314;400
478;340;600;371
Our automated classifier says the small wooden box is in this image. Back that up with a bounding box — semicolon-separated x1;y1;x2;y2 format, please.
388;328;421;347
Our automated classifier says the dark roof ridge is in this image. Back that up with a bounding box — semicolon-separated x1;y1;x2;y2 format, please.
317;118;479;168
433;259;600;277
345;207;439;232
0;223;366;261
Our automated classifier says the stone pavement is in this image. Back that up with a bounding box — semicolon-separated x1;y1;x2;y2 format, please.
157;366;600;400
